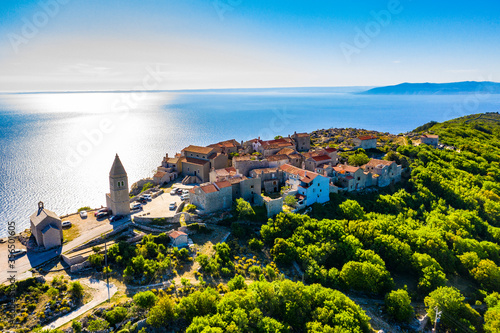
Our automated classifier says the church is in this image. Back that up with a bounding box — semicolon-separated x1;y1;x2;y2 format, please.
106;154;131;216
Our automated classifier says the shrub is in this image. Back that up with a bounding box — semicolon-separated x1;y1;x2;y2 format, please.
141;182;153;193
69;281;84;299
228;275;246;291
147;295;175;328
235;198;255;220
77;206;91;212
385;289;414;322
105;306;128;325
88;319;109;332
248;238;263;252
183;204;197;213
133;291;158;309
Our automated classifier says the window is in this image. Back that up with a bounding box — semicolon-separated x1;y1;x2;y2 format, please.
251;185;254;189
357;177;360;181
317;183;320;186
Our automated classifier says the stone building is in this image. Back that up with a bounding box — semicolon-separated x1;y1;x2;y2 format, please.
106;154;131;216
421;134;439;147
353;135;377;150
169;230;188;248
249;137;296;157
208;139;242;155
209;167;261;203
189;181;233;214
291;131;311;151
249;167;282;194
362;159;402;187
233;155;269;176
30;201;63;249
181;145;228;183
332;164;369;191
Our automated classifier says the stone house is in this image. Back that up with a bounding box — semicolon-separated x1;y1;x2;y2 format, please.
189;181;233;214
267;154;290;168
277;148;303;168
362;159;402;187
291;131;311;151
233;155;269;176
421;134;439;147
30;202;63;249
208;139;243;155
280;164;330;206
353;135;377;150
154;153;182;185
181;145;229;183
249;167;282;194
332;164;369;191
169;230;188;248
305;154;333;172
209;167;261;203
250;137;296;157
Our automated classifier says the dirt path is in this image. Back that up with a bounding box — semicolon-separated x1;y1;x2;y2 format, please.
43;278;117;330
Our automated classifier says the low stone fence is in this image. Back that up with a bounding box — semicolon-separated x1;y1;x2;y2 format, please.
65;222;131;254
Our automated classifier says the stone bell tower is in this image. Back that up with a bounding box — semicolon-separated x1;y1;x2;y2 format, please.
106;154;131;216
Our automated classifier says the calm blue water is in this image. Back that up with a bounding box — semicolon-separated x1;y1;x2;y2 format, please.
1;88;499;236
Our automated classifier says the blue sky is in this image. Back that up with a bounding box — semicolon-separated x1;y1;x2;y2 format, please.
0;0;499;92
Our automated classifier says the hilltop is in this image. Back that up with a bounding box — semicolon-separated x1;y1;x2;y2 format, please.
360;81;500;95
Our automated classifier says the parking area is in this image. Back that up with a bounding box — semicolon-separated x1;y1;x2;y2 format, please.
133;184;194;219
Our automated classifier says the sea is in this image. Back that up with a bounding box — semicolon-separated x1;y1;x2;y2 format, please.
1;87;499;237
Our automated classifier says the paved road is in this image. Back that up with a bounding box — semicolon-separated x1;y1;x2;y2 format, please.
44;278;117;330
0;219;129;284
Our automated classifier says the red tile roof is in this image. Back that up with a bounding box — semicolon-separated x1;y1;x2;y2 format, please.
170;230;187;239
358;135;377;141
215;181;232;189
363;159;395;168
294;133;309;138
200;184;218;194
422;134;439;139
325;147;338;153
333;164;360;173
154;171;167;178
280;164;319;183
277;148;296;155
311;155;331;162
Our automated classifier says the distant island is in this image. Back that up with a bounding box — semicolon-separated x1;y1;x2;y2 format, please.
360;81;500;95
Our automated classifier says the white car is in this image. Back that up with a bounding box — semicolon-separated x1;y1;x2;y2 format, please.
11;249;27;257
79;210;87;218
169;202;177;210
62;220;72;228
182;189;190;195
181;194;190;201
170;188;178;195
143;194;152;200
131;202;142;210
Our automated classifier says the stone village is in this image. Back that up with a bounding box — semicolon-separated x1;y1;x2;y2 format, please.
28;130;441;253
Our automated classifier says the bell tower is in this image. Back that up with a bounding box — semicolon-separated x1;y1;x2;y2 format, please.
106;154;131;215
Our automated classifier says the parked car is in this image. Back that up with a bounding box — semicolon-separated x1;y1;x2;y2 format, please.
182;189;190;195
143;194;152;200
79;210;87;218
62;220;72;228
176;188;183;195
181;194;190;201
96;212;109;219
10;249;27;257
94;208;109;216
139;198;147;204
170;188;178;195
169;202;177;210
109;215;124;222
131;202;142;210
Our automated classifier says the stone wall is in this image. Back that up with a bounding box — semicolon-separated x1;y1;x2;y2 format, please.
234;159;269;176
264;196;283;217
